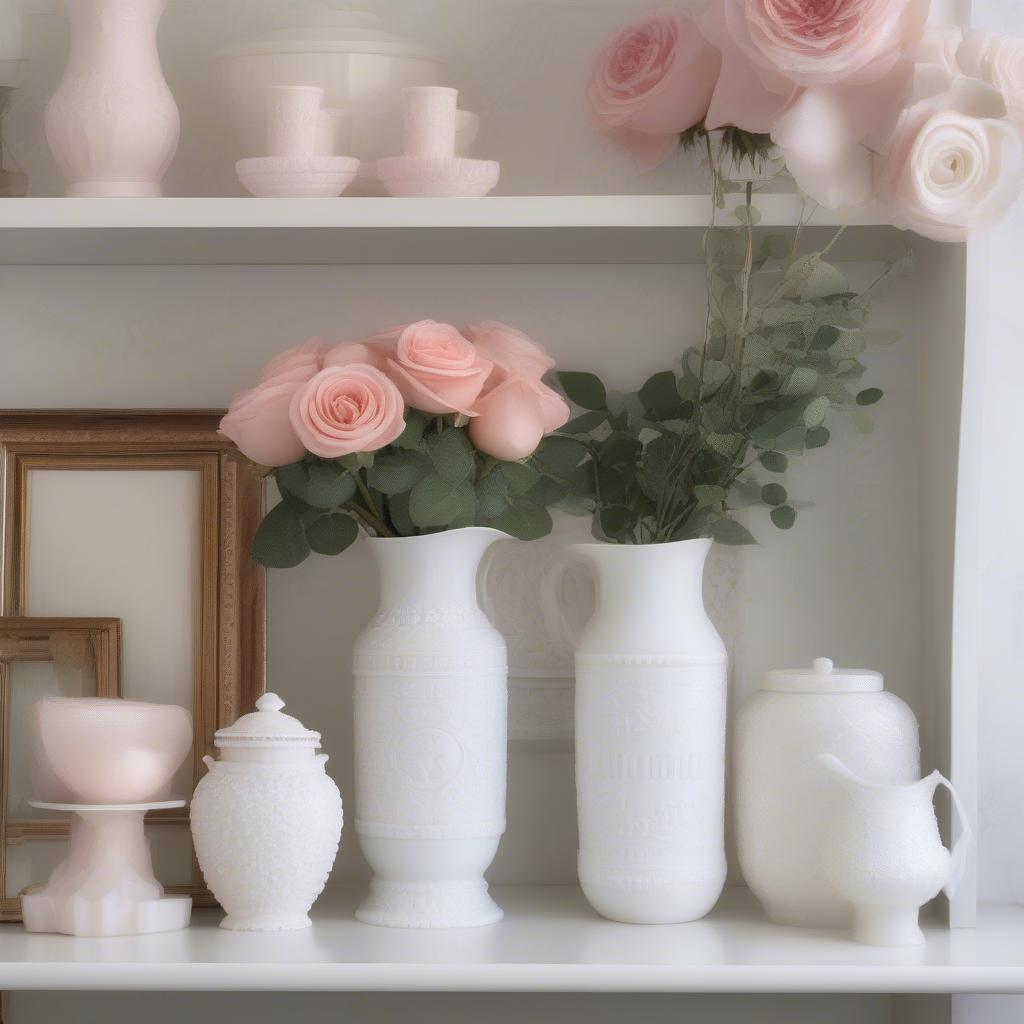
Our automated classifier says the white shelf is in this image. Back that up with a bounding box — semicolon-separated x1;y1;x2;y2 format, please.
1;886;1022;993
0;196;902;266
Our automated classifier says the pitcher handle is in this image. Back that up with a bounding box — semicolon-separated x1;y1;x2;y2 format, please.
934;772;972;898
538;553;586;650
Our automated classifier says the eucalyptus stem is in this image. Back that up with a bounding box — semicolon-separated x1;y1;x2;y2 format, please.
354;474;391;537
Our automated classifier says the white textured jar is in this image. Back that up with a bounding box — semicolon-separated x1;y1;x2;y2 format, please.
354;528;508;929
565;539;728;924
191;694;343;931
734;659;920;927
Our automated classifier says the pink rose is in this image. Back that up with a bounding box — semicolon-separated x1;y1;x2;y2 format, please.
462;321;555;381
873;69;1024;242
258;338;326;386
725;0;929;89
385;320;492;416
220;381;306;467
469;378;553;462
289;364;405;459
959;31;1024;132
324;326;404;372
911;26;963;76
587;8;722;170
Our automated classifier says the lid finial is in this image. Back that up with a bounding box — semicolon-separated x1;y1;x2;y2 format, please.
813;657;834;675
256;692;285;713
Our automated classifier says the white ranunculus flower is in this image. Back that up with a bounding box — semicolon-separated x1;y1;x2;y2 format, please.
873;68;1024;242
959;30;1024;131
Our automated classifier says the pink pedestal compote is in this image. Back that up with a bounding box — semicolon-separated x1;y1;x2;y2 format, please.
236;84;360;198
376;86;499;197
21;697;194;937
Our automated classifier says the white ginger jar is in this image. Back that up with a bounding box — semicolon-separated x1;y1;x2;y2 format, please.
734;658;920;928
190;693;343;931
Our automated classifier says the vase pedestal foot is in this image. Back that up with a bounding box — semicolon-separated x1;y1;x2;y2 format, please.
356;878;503;929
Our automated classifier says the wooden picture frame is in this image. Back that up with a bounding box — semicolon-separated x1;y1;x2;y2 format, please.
0;412;267;907
0;616;121;920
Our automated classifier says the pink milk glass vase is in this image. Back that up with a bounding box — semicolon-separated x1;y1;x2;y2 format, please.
44;0;180;197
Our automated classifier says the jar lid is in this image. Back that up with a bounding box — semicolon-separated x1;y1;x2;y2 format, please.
762;657;883;694
219;9;441;61
213;693;321;749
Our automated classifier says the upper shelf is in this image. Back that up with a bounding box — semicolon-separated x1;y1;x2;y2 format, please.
0;195;904;266
2;885;1023;993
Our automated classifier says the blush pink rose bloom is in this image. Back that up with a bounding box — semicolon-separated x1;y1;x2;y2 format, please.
725;0;929;89
462;321;570;461
220;381;307;467
873;68;1024;242
587;7;722;170
959;30;1024;132
289;364;405;458
385;320;493;416
258;338;327;385
462;321;556;381
323;326;404;372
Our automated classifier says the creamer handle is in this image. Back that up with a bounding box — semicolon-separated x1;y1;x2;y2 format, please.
202;755;215;770
935;772;972;897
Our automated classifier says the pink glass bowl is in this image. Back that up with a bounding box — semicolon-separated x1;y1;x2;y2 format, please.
32;697;193;805
375;155;499;198
236;155;361;198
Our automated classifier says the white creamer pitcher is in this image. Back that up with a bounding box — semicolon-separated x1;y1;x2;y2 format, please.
818;753;971;946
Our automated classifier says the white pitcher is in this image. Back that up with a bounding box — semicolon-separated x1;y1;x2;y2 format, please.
818;753;971;946
544;538;727;924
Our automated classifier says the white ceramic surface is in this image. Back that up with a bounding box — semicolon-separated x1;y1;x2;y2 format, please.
236;155;360;198
554;538;727;924
375;156;500;198
353;528;508;929
315;108;353;157
734;658;921;928
401;86;458;159
44;0;179;197
819;755;971;946
191;693;343;932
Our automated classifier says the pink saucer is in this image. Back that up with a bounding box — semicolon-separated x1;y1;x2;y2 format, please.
375;156;500;198
236;155;361;198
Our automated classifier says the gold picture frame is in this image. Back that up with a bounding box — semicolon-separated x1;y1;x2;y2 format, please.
0;412;267;907
0;616;122;920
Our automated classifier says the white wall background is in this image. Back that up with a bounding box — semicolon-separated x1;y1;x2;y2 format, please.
0;0;1020;1020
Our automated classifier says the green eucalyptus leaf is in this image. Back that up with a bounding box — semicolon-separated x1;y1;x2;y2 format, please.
492;501;553;541
501;461;541;496
391;410;430;451
368;451;432;495
600;432;642;467
477;470;511;519
408;474;476;528
387;491;416;535
557;371;607;411
429;428;476;483
761;483;787;506
761;235;790;260
564;410;608;434
534;435;589;480
784;367;818;397
759;451;788;473
712;517;757;545
706;432;743;457
856;387;883;406
306;464;357;508
639;370;682;417
306;513;359;556
599;505;634;538
771;504;797;530
252;501;311;569
806;426;831;449
802;395;830;428
695;484;727;507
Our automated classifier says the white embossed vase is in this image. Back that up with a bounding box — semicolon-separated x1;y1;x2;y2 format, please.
45;0;180;196
550;538;727;923
353;528;508;929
